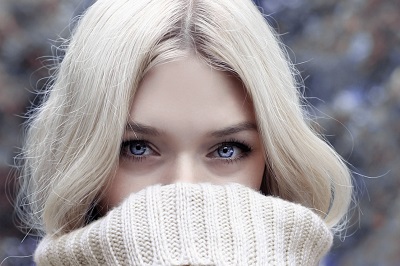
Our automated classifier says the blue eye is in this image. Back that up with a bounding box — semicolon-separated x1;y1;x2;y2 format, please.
217;145;235;158
120;140;156;159
129;142;147;156
209;140;252;161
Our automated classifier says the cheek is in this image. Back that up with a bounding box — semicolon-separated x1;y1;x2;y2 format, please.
246;154;265;190
223;151;265;191
100;169;159;209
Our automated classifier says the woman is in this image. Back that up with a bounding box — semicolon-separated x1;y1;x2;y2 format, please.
17;0;352;264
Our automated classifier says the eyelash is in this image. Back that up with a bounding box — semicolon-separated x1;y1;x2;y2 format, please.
120;138;253;164
120;140;154;162
210;139;252;164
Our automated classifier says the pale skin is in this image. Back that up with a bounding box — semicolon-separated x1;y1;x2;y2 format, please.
102;54;265;208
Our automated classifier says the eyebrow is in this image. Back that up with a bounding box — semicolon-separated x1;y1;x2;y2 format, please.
125;121;258;137
125;122;163;136
209;122;258;137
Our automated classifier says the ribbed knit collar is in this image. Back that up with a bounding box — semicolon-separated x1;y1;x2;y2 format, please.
34;183;332;265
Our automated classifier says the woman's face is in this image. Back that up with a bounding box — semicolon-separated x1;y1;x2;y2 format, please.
102;55;265;208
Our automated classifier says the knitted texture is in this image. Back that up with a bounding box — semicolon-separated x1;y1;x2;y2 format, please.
34;183;333;265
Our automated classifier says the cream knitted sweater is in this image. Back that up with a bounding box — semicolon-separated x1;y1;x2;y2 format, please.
34;183;333;265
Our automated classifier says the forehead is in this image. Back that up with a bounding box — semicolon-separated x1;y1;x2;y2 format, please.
129;55;256;130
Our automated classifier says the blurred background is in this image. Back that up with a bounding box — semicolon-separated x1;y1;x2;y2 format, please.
0;0;399;265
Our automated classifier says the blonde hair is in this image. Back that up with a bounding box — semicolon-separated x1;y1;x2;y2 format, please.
17;0;352;237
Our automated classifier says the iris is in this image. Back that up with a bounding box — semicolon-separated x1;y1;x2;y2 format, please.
129;142;147;156
218;145;234;158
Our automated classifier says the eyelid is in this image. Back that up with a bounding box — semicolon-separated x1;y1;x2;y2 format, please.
208;139;252;153
120;139;160;158
207;139;252;161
